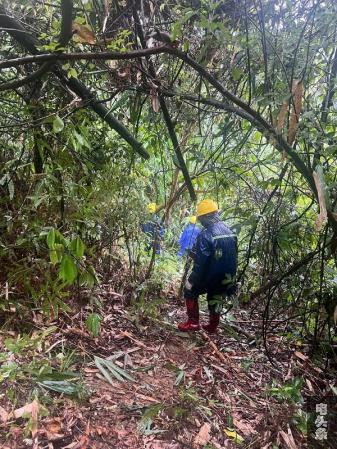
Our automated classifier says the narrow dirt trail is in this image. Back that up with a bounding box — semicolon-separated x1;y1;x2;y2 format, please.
1;290;326;449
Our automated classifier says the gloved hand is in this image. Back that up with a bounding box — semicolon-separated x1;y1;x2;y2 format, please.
185;280;193;291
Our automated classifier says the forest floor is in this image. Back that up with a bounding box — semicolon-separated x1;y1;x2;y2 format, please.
0;281;334;449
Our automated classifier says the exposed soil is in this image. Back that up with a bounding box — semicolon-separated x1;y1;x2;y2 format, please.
0;284;335;449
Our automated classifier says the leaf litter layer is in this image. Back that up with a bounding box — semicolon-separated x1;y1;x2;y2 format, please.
0;284;334;449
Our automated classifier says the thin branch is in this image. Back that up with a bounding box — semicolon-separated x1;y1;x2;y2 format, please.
0;47;170;70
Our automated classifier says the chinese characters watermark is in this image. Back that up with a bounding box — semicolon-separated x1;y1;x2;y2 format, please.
306;394;337;448
314;403;327;441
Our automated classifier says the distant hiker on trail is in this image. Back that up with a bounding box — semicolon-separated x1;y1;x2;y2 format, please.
177;216;201;257
141;202;164;254
178;199;237;334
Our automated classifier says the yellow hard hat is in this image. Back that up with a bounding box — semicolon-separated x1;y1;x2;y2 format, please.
189;216;197;224
196;199;218;217
147;202;157;214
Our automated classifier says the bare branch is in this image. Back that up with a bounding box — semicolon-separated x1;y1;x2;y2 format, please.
0;47;170;70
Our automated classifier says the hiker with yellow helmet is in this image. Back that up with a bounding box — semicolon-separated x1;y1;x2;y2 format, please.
141;202;164;254
178;199;237;334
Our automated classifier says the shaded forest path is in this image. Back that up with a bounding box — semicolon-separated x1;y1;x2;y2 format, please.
1;287;326;449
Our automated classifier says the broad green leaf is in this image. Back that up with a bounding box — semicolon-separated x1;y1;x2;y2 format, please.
53;115;64;133
231;67;244;81
59;255;77;284
86;313;101;337
37;371;79;381
47;228;55;249
171;21;183;41
70;236;85;258
38;380;81;396
68;68;78;78
49;250;59;265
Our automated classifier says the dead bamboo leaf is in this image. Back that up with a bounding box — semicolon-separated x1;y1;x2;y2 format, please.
275;101;288;134
193;423;211;447
135;393;159;404
120;331;154;349
334;305;337;325
14;400;39;448
313;170;328;231
233;415;255;436
31;399;39;449
44;417;62;435
288;80;304;145
306;378;315;392
150;88;160;113
72;22;96;45
279;426;298;449
0;406;9;423
294;351;308;361
14;399;37;419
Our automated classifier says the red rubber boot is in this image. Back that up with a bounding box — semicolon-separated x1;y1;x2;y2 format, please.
178;299;200;331
202;313;220;334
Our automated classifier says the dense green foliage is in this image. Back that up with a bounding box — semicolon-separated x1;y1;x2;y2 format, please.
0;0;337;352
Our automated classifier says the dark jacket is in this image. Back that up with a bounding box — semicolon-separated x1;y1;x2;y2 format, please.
188;216;237;294
141;214;164;253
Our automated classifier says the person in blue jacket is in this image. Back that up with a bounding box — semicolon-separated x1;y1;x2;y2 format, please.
178;216;201;257
178;199;237;334
141;202;164;254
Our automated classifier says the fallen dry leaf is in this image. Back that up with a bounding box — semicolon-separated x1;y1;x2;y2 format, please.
135;393;159;404
72;22;96;45
44;417;62;434
31;399;39;449
193;422;211;447
305;378;315;392
14;400;39;449
0;405;9;423
279;427;298;449
275;101;288;134
14;399;38;420
120;331;154;350
294;351;308;361
150;89;160;113
233;415;255;436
